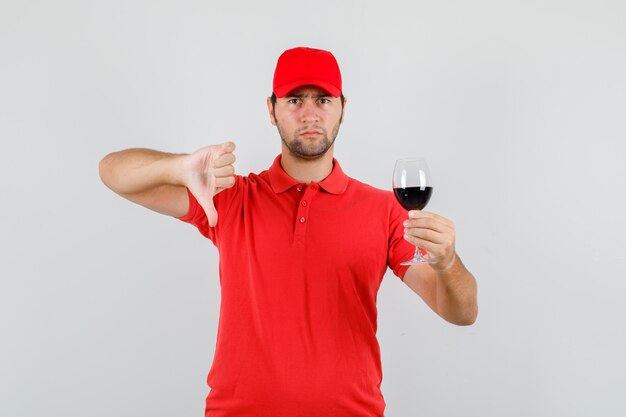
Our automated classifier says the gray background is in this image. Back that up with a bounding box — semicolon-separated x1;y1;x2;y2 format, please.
1;0;625;416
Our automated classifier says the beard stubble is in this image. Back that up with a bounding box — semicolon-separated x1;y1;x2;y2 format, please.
276;119;342;160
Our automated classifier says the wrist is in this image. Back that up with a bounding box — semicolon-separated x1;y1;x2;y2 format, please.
434;252;457;274
163;153;190;187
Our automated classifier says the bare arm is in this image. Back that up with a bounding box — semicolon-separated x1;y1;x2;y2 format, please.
99;148;189;217
99;142;236;224
403;254;478;326
401;210;478;325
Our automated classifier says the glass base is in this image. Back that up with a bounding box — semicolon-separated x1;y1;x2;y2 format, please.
400;257;437;265
400;249;437;265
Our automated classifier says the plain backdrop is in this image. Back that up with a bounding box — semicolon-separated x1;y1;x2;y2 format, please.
1;1;625;416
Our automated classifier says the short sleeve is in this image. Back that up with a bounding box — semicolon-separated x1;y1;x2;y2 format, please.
177;188;217;242
176;176;242;245
387;194;418;280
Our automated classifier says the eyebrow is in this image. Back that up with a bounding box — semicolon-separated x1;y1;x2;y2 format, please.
286;93;331;98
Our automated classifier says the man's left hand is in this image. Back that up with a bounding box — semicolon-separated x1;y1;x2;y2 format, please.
403;210;456;271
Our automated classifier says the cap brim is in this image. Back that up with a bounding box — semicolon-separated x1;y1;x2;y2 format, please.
274;79;341;98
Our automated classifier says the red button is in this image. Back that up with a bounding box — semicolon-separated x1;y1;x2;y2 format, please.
296;186;303;192
301;201;307;206
299;217;306;223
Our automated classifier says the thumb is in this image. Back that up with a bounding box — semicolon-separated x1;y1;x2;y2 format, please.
221;141;236;153
200;196;219;227
198;141;235;226
213;141;236;159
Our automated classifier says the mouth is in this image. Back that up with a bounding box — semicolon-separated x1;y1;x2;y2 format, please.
300;130;322;137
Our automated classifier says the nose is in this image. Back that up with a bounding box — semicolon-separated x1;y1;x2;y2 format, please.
300;100;319;124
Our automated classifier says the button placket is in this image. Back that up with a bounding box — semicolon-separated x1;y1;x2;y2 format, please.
293;184;319;244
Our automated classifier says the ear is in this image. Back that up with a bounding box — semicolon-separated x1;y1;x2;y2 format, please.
266;97;277;126
340;96;347;123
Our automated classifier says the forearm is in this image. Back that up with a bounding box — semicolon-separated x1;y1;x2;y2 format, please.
99;148;187;195
434;254;478;325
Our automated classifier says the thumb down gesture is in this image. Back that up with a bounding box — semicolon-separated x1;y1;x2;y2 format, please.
183;142;236;227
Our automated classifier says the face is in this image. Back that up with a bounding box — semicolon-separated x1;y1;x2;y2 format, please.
267;85;345;160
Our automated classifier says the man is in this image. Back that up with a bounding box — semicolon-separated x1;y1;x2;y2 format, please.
99;46;477;417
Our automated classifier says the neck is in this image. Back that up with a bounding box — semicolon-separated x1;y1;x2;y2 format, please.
280;146;335;184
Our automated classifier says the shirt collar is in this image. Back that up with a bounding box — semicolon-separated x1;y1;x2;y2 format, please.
268;154;349;195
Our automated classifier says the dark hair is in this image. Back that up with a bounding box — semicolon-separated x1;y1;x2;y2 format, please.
270;92;345;109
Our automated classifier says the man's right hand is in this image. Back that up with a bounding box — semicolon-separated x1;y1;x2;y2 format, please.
182;142;237;227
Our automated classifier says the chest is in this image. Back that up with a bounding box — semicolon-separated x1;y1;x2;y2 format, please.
220;186;391;280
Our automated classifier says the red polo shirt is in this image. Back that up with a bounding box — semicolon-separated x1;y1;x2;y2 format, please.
178;155;415;417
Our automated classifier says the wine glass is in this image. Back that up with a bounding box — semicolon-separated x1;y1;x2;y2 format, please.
392;158;436;265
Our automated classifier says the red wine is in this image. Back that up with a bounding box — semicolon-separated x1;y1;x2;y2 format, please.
393;186;433;210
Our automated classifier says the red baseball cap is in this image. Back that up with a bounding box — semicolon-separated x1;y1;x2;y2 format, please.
272;47;342;98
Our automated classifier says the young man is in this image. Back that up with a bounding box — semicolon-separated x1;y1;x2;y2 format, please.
99;46;477;417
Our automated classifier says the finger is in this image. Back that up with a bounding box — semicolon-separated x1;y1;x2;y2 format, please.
214;176;236;189
404;218;454;234
214;152;236;168
408;210;437;218
403;234;447;260
213;164;235;178
407;225;455;250
408;211;454;226
403;233;436;252
210;141;235;161
405;228;455;257
221;141;236;153
405;227;447;245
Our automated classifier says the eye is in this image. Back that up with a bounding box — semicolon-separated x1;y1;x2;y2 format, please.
287;98;301;104
319;98;331;104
